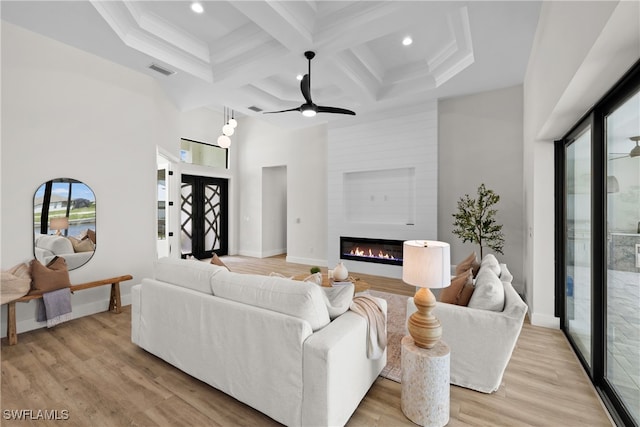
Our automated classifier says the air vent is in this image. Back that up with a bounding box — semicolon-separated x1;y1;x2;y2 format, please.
248;105;263;112
148;63;176;76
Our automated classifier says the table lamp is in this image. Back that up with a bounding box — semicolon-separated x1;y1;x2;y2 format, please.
50;217;69;236
402;240;450;348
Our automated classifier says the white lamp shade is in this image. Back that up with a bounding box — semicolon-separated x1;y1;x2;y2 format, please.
50;217;69;231
217;134;231;148
402;240;451;289
222;124;235;136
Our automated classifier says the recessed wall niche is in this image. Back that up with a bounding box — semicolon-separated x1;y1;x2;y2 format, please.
343;167;415;225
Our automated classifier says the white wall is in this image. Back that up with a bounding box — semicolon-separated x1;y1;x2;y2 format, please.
438;85;524;294
236;118;328;265
328;101;438;278
523;0;640;328
0;22;229;337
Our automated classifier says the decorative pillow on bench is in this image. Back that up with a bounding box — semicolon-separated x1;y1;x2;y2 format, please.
1;262;31;304
29;257;71;295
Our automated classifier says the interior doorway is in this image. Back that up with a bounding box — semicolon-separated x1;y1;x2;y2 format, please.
181;174;228;259
262;166;287;257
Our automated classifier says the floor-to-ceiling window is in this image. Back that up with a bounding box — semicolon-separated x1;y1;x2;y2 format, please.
557;60;639;427
565;125;593;367
606;89;640;425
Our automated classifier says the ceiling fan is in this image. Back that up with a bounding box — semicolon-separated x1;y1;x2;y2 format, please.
609;136;640;160
264;51;356;117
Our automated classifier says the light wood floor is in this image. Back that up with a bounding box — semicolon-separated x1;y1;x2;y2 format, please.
1;255;612;426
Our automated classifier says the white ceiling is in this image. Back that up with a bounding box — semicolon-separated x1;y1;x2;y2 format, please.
1;1;542;129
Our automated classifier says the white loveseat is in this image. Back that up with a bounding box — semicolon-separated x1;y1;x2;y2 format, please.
407;258;528;393
131;258;386;427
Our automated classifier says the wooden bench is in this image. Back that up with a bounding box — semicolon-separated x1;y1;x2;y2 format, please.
5;275;133;346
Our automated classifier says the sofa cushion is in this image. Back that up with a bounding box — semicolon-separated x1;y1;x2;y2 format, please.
439;269;472;305
320;283;354;319
211;270;331;331
68;236;95;253
455;252;480;277
480;254;501;277
154;257;225;294
499;263;513;283
468;266;505;312
29;257;71;295
36;234;74;255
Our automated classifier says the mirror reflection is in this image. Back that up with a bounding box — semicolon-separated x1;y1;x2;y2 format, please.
33;178;96;270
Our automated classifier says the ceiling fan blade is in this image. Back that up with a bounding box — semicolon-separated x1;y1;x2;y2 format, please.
300;74;312;105
317;105;356;115
263;106;302;114
609;154;629;160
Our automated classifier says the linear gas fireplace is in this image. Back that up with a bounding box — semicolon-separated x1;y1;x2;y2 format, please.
340;236;403;266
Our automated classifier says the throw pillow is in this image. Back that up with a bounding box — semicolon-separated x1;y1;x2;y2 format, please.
1;263;31;304
480;253;501;277
210;254;230;271
468;267;505;312
439;269;472;305
302;272;322;286
29;257;71;295
321;284;355;319
298;272;353;319
68;236;95;253
455;252;480;277
457;281;475;306
85;229;96;244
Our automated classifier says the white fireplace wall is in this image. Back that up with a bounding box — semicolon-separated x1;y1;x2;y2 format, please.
328;101;438;278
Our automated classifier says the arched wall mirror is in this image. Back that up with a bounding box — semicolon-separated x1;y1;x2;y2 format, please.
33;178;96;270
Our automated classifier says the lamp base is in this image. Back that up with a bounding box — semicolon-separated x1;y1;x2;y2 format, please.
407;287;442;349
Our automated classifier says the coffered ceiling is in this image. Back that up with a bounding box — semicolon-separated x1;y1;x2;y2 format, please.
1;1;542;128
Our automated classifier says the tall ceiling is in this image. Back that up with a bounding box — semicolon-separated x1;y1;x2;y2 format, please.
1;1;542;129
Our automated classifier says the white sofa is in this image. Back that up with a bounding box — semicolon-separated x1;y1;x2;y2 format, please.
131;258;386;427
34;234;94;270
407;259;528;393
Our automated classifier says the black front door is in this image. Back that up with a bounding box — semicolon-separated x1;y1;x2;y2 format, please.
180;175;228;259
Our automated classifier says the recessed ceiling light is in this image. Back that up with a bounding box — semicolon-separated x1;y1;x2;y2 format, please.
402;36;413;46
191;2;204;14
296;74;303;81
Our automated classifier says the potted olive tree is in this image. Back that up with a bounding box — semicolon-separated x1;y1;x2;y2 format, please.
452;183;504;258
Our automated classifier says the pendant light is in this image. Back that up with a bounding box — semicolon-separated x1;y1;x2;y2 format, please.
218;107;232;148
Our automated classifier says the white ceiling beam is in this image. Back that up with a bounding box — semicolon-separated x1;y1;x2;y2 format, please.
228;1;312;53
210;24;272;65
123;1;210;63
329;50;381;103
90;0;212;82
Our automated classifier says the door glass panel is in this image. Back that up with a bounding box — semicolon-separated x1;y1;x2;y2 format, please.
606;89;640;423
181;182;193;256
204;183;221;252
566;127;592;367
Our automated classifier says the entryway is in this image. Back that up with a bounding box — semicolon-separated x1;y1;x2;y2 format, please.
180;174;229;259
262;166;287;257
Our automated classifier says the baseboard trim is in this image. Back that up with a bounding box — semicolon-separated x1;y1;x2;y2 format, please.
261;248;286;258
530;312;560;329
0;294;132;339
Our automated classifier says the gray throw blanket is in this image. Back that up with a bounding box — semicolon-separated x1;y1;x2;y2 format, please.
350;295;387;360
36;288;72;328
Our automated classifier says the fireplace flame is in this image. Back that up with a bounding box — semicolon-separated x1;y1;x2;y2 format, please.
349;246;398;260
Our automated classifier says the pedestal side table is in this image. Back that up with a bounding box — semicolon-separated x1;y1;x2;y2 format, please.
401;335;450;427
